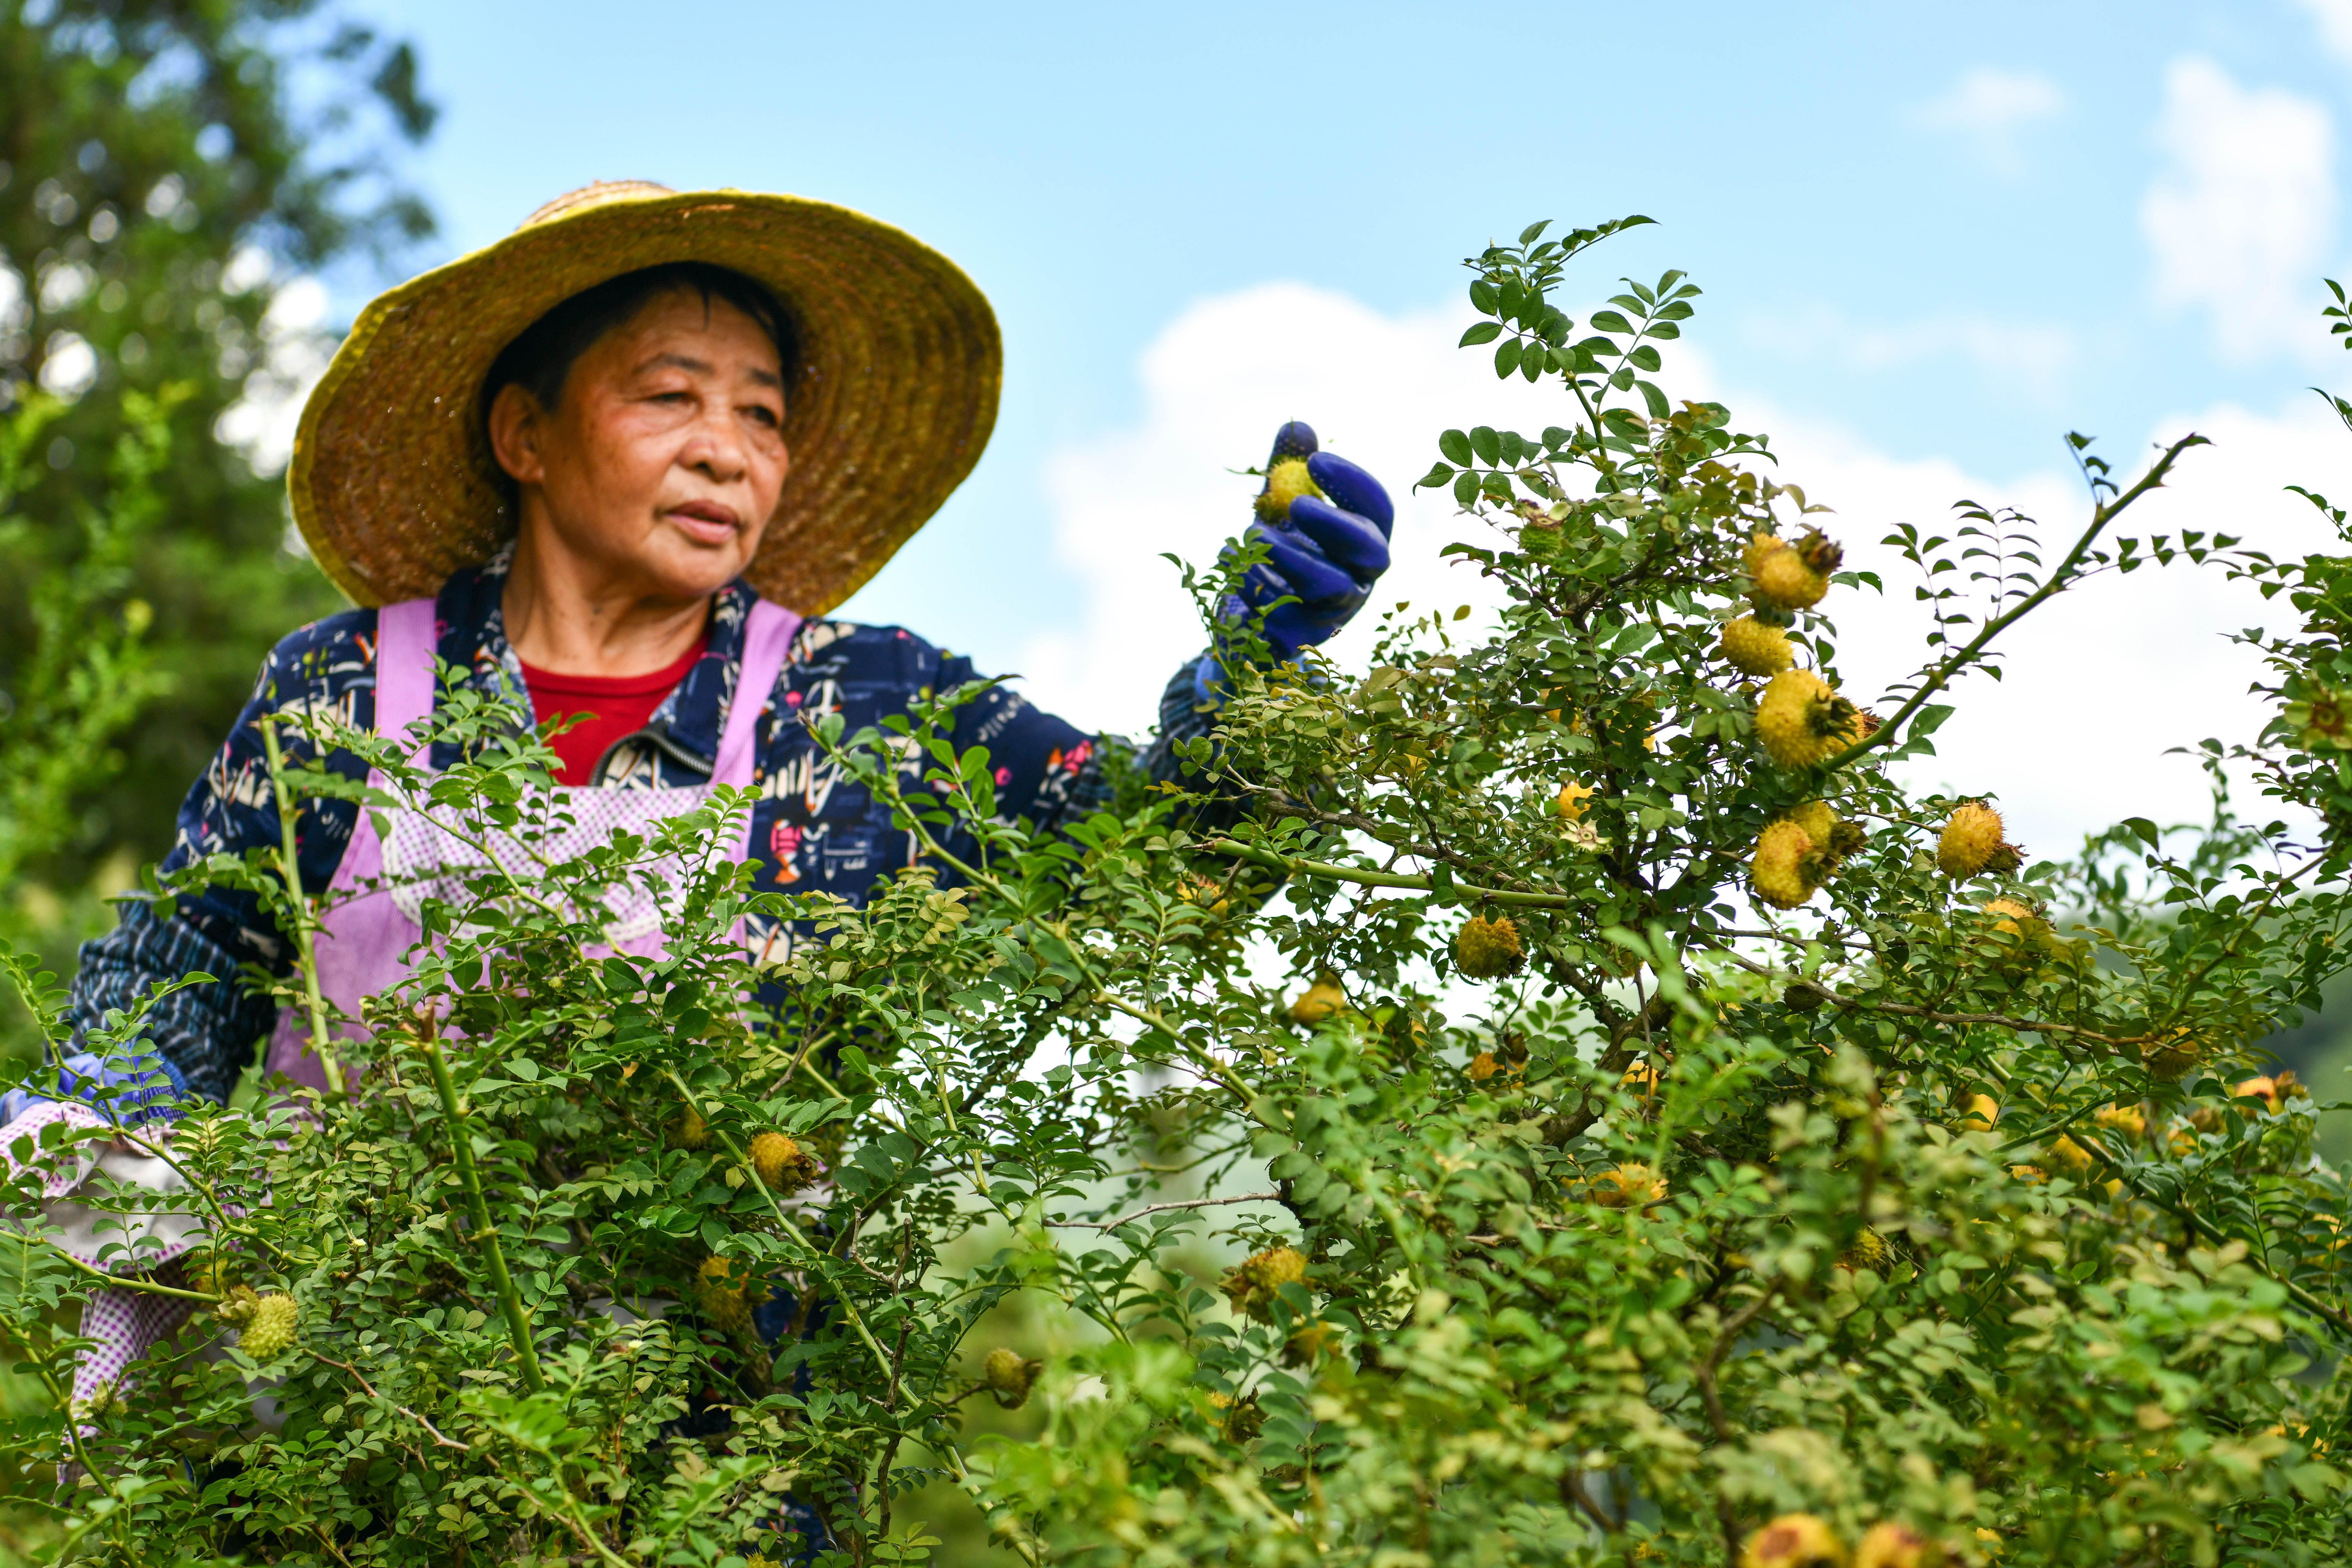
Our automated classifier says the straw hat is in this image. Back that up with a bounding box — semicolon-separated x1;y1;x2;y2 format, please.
289;181;1001;613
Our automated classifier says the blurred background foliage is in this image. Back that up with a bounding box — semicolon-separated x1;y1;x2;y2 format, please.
0;0;435;1041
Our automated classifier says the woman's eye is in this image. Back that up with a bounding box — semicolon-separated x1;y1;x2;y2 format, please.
744;405;782;429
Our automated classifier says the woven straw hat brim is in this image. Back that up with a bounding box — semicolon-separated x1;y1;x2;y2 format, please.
289;187;1001;613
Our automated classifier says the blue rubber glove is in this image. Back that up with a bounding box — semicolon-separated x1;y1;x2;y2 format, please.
1194;421;1394;704
0;1050;182;1129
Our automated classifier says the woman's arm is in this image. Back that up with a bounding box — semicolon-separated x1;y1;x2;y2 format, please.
65;610;377;1106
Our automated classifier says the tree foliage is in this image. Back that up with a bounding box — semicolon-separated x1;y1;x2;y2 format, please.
0;0;435;891
5;217;2352;1566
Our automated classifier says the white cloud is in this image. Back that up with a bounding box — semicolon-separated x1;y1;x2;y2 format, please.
1024;283;2352;861
2293;0;2352;68
2142;57;2336;363
1911;68;2067;174
1739;302;2076;403
1019;282;1566;735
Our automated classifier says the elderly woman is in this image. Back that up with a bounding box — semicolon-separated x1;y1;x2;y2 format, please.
27;180;1394;1121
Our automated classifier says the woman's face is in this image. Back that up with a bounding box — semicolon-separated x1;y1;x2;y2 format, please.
488;288;789;603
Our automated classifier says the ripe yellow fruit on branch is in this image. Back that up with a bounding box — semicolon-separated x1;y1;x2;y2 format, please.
673;1106;711;1150
1958;1094;2001;1130
697;1255;752;1335
1936;802;2009;879
1721;615;1796;676
1752;819;1824;909
1754;669;1865;768
1223;1245;1309;1321
1455;914;1526;978
1254;455;1323;523
1742;1512;1846;1568
239;1292;300;1362
1590;1162;1667;1209
2142;1028;2202;1081
1748;528;1843;612
1854;1522;1944;1568
748;1131;819;1193
1555;779;1594;820
1287;971;1345;1024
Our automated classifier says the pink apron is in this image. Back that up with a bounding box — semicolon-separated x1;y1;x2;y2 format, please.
264;594;801;1091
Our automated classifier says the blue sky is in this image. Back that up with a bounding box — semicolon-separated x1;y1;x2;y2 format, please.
337;0;2352;847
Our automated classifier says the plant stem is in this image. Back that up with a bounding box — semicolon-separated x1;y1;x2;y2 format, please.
38;1237;220;1303
257;713;343;1098
416;1029;545;1394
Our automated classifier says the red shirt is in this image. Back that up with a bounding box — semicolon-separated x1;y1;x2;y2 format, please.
519;639;707;786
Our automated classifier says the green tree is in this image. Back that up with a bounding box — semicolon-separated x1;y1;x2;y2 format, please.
6;217;2352;1566
0;0;435;899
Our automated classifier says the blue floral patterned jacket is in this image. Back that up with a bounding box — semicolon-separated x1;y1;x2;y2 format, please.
71;550;1213;1104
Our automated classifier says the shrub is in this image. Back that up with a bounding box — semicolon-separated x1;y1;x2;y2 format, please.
4;217;2349;1566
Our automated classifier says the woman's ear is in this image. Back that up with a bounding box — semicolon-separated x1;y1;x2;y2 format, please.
486;382;550;487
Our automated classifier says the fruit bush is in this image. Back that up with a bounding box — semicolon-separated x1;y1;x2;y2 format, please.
6;216;2352;1566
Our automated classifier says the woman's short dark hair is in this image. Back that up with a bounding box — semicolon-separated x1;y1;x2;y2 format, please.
480;261;800;439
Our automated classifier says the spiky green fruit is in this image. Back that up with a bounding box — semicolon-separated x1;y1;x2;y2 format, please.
240;1292;299;1361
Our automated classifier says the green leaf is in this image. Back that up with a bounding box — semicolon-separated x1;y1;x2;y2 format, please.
1493;338;1522;378
1589;309;1635;335
1439;429;1474;465
1458;321;1503;347
1469;426;1502;465
1636;379;1669;418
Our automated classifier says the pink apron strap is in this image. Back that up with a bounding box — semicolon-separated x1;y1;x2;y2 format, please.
712;599;800;790
375;598;440;744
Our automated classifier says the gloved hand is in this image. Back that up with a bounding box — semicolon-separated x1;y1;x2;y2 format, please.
0;1050;182;1129
1194;422;1394;703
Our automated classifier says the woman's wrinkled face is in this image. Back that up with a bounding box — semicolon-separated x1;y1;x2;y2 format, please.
488;288;789;602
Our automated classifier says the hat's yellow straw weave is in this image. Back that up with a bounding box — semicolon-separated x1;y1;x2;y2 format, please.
289;181;1002;614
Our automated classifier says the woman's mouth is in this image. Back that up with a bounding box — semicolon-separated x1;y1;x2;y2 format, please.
665;501;742;546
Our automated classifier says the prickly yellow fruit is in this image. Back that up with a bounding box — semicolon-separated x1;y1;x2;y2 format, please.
697;1255;752;1334
1783;799;1836;847
2044;1135;2094;1177
1742;1512;1846;1568
1591;1162;1667;1209
1742;529;1788;576
1854;1522;1943;1568
749;1131;819;1193
2142;1028;2201;1081
1937;802;2006;878
1754;669;1864;768
1621;1059;1663;1097
673;1106;711;1150
1223;1245;1308;1320
1958;1093;2001;1130
1287;971;1345;1024
1556;779;1595;820
2094;1103;2147;1141
1839;1227;1890;1272
1753;546;1829;610
1721;615;1795;676
1176;873;1232;915
1752;819;1824;909
2235;1073;2304;1113
1254;456;1323;523
982;1347;1043;1407
1455;914;1525;979
1981;898;2039;936
239;1292;299;1361
1466;1051;1502;1081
